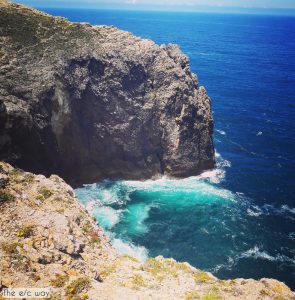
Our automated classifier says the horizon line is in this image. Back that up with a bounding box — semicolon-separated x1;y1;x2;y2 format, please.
32;5;295;17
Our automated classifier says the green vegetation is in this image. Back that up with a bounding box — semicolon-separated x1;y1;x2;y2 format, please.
0;241;27;270
65;277;91;297
185;291;200;300
50;273;69;287
36;194;45;201
131;274;146;289
17;225;34;238
99;257;127;279
202;292;221;300
23;173;34;183
144;258;177;278
193;271;213;283
1;241;19;255
38;186;53;199
122;255;140;263
9;168;24;177
82;223;93;233
0;189;14;202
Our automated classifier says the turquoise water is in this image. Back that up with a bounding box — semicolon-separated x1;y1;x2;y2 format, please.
38;8;295;288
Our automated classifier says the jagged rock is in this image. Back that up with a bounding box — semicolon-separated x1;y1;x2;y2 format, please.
0;0;214;185
0;161;294;299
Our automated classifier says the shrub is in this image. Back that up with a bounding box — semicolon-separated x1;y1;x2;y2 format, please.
202;293;221;300
38;186;53;199
0;189;14;202
82;223;92;233
193;272;213;283
17;225;34;238
131;274;146;289
51;274;69;287
23;174;34;183
1;242;19;255
0;241;27;270
65;277;91;296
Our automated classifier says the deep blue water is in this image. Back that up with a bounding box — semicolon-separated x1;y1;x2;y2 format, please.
40;8;295;288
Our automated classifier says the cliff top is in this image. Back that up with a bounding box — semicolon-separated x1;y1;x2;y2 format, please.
1;162;294;299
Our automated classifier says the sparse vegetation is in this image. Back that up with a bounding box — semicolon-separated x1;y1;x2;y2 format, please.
122;255;140;263
194;271;213;283
36;194;45;201
0;189;14;202
260;289;272;296
9;168;24;177
100;258;125;279
0;241;28;270
89;231;101;247
38;186;53;199
50;273;69;287
1;241;19;255
143;258;177;278
30;273;41;282
202;292;221;300
65;277;91;297
82;223;93;233
23;173;34;183
17;225;34;238
185;290;200;300
131;274;146;289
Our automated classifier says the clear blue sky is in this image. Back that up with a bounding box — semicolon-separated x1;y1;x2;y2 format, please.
16;0;295;13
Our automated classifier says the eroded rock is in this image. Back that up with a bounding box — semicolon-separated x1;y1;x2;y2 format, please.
0;0;214;185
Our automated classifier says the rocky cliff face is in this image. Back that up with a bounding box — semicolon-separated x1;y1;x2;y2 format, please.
1;162;294;299
0;0;214;185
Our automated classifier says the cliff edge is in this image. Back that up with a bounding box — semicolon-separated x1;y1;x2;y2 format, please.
0;0;214;185
1;162;294;300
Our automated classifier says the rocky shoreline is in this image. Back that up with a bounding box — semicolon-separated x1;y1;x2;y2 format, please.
0;1;294;299
1;162;294;299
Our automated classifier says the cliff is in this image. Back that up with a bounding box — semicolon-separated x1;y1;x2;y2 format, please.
1;162;294;300
0;0;214;186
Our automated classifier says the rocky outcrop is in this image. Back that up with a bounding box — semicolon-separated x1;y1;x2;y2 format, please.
1;162;294;300
0;0;214;185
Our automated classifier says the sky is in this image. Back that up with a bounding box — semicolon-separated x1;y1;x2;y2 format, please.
16;0;295;13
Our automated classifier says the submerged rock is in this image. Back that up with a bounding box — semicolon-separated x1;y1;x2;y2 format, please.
0;161;294;299
0;0;214;185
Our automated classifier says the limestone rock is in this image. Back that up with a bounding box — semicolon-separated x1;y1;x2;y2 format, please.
0;162;294;300
0;0;214;185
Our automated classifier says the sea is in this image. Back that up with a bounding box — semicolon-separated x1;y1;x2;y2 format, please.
39;8;295;288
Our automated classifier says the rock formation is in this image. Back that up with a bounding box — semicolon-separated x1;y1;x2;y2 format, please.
0;0;214;185
1;162;294;299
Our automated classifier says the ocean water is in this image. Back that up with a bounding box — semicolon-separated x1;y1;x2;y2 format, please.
41;8;295;288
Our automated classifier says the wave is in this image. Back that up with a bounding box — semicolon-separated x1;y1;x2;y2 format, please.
76;150;237;263
112;238;148;262
240;246;295;265
246;205;263;217
211;246;295;273
84;200;123;230
216;129;226;135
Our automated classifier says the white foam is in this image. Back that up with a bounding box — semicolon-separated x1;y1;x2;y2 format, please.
256;131;263;136
240;246;295;265
216;129;226;135
281;205;295;215
246;206;263;217
112;238;148;262
261;204;295;217
194;168;225;184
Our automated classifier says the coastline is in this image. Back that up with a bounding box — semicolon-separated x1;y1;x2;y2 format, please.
1;161;294;299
